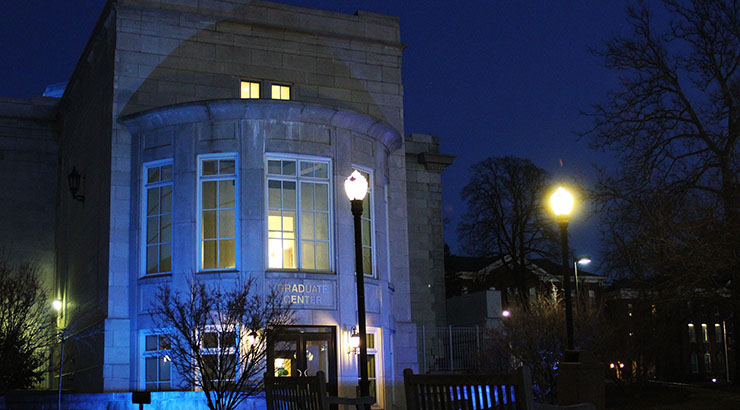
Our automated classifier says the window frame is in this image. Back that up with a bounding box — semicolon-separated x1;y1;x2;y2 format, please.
363;327;383;409
141;159;174;277
197;153;239;272
200;325;239;387
688;323;696;343
353;166;376;279
140;330;173;391
265;154;334;272
271;83;291;100
240;80;261;99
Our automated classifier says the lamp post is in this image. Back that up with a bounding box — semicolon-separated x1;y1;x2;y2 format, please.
550;187;575;350
344;170;370;400
574;257;591;298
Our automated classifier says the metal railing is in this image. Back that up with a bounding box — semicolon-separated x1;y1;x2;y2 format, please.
418;325;481;373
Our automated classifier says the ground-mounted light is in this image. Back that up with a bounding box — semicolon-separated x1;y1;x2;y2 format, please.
502;310;511;318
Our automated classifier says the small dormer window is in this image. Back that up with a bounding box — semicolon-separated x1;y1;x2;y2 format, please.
240;81;260;99
271;84;291;100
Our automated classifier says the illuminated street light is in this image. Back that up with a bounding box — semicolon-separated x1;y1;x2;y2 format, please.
550;186;575;350
344;170;371;404
52;299;63;312
574;257;591;297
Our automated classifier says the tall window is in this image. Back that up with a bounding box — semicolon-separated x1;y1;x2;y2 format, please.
144;162;173;275
715;323;723;343
143;333;171;390
361;328;382;407
704;352;712;372
702;323;709;343
355;169;375;278
688;324;696;343
271;84;291;100
199;155;237;270
690;353;699;373
241;81;260;99
267;156;331;271
202;328;238;386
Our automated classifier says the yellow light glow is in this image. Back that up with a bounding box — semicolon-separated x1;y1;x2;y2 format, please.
271;84;290;100
550;187;574;216
52;299;62;312
240;81;259;99
344;170;368;201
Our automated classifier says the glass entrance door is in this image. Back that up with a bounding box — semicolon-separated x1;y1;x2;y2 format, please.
268;326;337;395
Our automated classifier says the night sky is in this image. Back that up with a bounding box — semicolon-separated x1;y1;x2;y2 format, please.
0;0;632;271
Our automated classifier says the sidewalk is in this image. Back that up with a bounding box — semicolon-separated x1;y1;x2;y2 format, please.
607;381;740;410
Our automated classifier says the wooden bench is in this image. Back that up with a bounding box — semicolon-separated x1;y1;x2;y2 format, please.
403;367;535;410
264;371;375;410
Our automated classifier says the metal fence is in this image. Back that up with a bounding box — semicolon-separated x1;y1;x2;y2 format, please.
418;325;481;373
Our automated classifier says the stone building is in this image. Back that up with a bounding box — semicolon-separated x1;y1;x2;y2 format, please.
0;1;451;408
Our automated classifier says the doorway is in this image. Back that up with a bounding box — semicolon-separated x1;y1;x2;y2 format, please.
267;326;338;395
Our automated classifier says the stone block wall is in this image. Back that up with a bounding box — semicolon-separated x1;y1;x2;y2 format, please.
404;133;454;329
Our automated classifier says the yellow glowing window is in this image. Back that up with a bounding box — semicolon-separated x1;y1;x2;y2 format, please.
271;84;291;100
240;81;260;99
199;156;237;270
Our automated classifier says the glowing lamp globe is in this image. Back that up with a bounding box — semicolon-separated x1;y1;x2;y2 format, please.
550;187;574;217
52;299;63;312
344;170;368;201
577;257;591;265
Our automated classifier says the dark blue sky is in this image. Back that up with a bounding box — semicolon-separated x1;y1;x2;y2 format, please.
0;0;631;270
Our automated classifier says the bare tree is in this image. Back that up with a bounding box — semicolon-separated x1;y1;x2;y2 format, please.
0;252;56;393
457;156;558;301
583;0;740;374
151;278;293;410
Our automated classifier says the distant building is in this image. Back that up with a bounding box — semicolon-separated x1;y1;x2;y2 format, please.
0;1;452;408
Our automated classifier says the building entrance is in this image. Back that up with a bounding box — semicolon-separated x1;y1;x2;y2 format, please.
267;326;338;395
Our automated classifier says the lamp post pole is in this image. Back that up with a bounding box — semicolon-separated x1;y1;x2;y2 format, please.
558;219;575;350
351;198;370;399
345;170;370;402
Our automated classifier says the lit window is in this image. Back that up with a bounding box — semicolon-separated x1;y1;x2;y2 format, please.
143;162;173;275
271;84;290;100
199;155;237;270
715;324;722;343
704;352;712;372
240;81;260;99
267;156;331;271
143;333;171;391
201;328;238;387
355;169;375;277
688;324;696;343
360;328;383;408
702;323;709;343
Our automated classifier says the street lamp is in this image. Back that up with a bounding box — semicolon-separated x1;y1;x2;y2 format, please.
550;186;575;350
344;170;371;401
574;257;591;297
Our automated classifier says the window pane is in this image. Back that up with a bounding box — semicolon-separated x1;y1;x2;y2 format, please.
302;241;315;270
202;211;217;239
161;165;173;181
362;248;372;276
146;246;158;274
300;161;314;177
223;332;237;347
147;188;160;215
220;160;235;175
362;219;371;245
159;335;171;350
362;196;370;217
314;163;327;179
146;335;158;351
203;332;218;348
268;239;283;268
301;182;314;210
283;211;296;236
146;357;157;382
161;214;172;242
203;240;217;269
283;239;296;268
160;357;171;382
315;184;328;211
219;240;235;269
282;160;296;176
219;180;234;207
148;167;160;184
202;181;217;209
283;182;296;210
219;210;235;238
316;213;329;240
367;355;376;377
301;213;314;239
203;160;218;175
268;160;281;175
366;334;375;349
160;244;171;272
316;242;329;270
268;180;281;208
147;217;159;244
161;186;172;213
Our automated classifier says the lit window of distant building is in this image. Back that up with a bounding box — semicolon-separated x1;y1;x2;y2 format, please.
267;156;331;271
688;324;696;343
143;161;173;275
143;333;171;391
271;84;291;100
702;323;709;343
241;81;260;99
715;323;723;343
198;154;237;270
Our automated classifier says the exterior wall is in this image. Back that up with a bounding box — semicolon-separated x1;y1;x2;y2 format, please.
54;4;117;392
404;133;453;328
0;98;58;287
